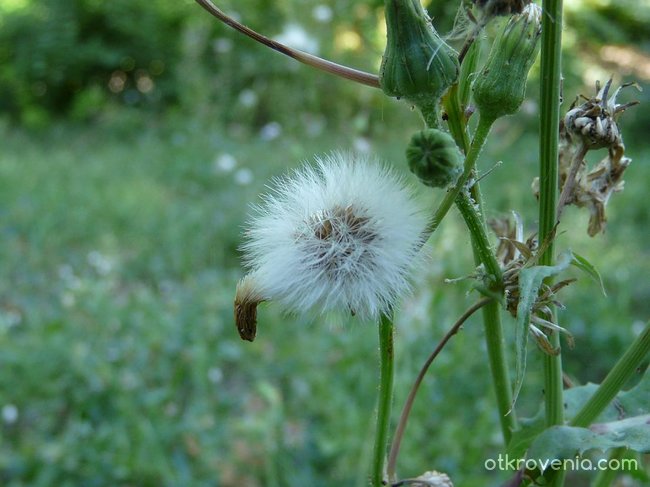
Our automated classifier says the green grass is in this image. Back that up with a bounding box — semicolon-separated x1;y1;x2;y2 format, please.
0;110;648;486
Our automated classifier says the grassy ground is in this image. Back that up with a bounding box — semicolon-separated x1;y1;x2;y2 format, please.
0;109;648;486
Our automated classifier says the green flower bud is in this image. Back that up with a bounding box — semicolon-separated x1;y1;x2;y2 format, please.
472;4;541;121
406;129;463;188
380;0;459;126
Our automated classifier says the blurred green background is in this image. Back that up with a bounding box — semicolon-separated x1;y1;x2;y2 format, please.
1;0;649;486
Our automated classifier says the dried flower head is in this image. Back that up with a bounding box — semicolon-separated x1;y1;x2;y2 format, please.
489;214;575;354
572;146;631;236
408;469;454;487
239;152;427;322
533;79;639;235
564;78;639;150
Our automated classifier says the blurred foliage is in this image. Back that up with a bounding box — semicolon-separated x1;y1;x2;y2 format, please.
0;0;649;486
1;0;649;131
0;0;186;124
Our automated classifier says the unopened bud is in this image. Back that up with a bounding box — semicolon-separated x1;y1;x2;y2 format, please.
472;4;541;121
406;129;463;188
380;0;459;126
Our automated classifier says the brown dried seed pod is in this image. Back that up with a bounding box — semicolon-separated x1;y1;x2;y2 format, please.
234;274;265;342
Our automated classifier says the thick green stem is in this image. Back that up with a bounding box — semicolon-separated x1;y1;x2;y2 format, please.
372;312;395;487
444;80;515;442
439;87;517;443
482;300;516;443
455;191;502;283
571;322;650;428
539;0;564;422
456;183;516;445
539;1;565;484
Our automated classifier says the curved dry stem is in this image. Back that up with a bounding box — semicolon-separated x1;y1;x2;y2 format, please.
386;297;492;482
195;0;380;88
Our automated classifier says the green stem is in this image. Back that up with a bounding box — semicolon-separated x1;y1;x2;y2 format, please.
457;186;516;443
539;1;565;484
455;191;502;283
456;179;516;445
425;114;494;237
419;98;442;129
444;79;515;442
482;300;516;443
539;0;565;421
372;312;395;487
571;322;650;428
463;157;517;445
386;298;492;481
440;86;516;443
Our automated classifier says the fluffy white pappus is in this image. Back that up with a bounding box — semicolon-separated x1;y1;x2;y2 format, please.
241;152;427;319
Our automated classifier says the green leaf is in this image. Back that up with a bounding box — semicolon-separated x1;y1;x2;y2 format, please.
526;415;650;470
459;39;481;110
507;369;650;458
512;251;572;406
506;412;546;460
571;251;607;296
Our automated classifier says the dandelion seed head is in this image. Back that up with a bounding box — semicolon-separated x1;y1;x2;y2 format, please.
241;152;427;319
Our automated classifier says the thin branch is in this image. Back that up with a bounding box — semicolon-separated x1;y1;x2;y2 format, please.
386;297;493;481
194;0;380;88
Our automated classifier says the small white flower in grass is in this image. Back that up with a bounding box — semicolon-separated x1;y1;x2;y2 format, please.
259;122;282;141
214;153;237;173
234;168;254;186
312;5;333;23
235;152;427;340
2;404;18;424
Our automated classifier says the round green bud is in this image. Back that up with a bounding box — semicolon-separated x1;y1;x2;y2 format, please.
406;129;463;188
379;0;459;126
472;4;542;122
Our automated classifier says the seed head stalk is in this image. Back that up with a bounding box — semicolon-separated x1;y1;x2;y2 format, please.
372;312;395;487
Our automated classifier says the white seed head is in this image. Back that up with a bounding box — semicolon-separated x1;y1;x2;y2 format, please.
241;152;427;319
